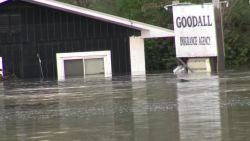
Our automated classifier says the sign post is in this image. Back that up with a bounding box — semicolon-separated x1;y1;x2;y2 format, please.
213;0;225;72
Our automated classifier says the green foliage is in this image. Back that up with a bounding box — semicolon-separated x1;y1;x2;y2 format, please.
115;0;143;20
114;0;173;27
223;0;250;68
145;39;177;72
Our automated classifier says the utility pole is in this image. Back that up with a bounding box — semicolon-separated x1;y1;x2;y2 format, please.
213;0;225;73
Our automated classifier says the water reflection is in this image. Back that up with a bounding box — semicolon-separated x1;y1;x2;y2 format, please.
220;72;250;141
1;73;250;140
177;74;221;141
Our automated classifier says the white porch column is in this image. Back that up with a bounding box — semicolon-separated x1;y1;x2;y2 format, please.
129;36;146;76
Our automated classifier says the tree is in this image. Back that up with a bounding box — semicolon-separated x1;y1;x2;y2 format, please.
74;0;90;7
223;0;250;68
59;0;90;7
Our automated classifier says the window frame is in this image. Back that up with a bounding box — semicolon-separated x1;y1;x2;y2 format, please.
56;50;111;80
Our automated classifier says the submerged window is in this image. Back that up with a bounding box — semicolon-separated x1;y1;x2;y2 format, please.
56;51;111;80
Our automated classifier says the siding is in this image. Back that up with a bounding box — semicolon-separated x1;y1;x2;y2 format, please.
0;0;140;78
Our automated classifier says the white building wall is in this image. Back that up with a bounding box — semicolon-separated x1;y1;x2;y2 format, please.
129;36;146;76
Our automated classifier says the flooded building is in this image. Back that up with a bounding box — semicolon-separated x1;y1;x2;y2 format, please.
0;0;174;79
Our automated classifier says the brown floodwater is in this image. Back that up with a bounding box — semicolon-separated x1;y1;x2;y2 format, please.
0;72;250;141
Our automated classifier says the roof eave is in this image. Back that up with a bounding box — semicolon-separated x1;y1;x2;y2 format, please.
21;0;175;38
141;30;175;38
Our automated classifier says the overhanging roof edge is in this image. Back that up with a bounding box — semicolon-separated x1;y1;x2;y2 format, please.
20;0;174;38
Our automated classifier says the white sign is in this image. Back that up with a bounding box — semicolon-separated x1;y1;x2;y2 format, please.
173;4;218;57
